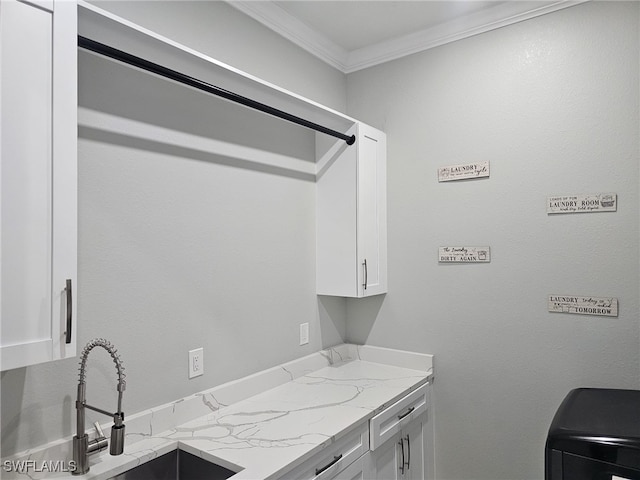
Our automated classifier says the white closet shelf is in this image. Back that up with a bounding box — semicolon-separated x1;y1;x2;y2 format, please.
77;1;357;148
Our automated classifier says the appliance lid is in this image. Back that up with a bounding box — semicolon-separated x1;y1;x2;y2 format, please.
546;388;640;470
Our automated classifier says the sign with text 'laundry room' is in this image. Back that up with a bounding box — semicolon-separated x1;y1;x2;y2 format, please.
547;193;617;214
548;295;618;317
439;247;491;263
438;161;489;182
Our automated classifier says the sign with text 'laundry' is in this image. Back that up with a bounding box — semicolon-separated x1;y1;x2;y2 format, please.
548;295;618;317
438;161;489;182
547;193;617;214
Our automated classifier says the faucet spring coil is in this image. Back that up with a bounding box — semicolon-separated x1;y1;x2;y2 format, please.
78;338;126;389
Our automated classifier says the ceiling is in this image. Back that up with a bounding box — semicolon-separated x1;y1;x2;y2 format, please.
227;0;585;73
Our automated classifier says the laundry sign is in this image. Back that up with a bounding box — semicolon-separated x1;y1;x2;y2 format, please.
438;161;489;182
547;193;617;214
548;295;618;317
439;246;491;263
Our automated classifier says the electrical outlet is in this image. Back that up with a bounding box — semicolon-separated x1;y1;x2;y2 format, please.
299;323;309;345
188;348;204;379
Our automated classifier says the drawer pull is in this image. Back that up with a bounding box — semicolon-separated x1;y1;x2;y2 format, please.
315;454;342;476
397;406;415;420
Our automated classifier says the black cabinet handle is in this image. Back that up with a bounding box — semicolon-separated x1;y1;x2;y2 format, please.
406;434;411;470
398;406;415;420
65;279;72;344
315;454;342;476
399;439;405;474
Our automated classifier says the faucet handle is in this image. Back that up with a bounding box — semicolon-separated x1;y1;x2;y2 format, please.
86;422;108;455
93;421;106;440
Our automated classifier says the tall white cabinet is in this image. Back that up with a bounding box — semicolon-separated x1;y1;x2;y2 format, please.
0;0;77;371
316;123;387;298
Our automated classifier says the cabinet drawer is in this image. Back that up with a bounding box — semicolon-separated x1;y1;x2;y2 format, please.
280;422;369;480
369;383;428;450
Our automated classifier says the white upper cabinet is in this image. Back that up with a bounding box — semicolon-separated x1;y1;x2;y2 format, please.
1;0;77;371
317;123;387;298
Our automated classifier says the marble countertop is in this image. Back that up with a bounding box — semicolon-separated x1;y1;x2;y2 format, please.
2;344;432;480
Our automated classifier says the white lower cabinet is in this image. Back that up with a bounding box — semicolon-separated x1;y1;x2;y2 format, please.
371;415;425;480
369;383;434;480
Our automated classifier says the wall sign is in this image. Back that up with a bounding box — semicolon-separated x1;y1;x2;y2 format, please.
438;161;489;182
548;295;618;317
547;193;617;214
439;246;491;263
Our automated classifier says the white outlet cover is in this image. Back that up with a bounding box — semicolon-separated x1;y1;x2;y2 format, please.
299;323;309;345
188;348;204;379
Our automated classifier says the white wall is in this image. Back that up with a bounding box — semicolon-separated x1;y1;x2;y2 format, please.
346;2;640;479
2;3;639;478
0;1;348;457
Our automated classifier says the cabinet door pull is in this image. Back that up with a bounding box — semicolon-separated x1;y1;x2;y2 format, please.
397;406;415;420
363;259;368;290
405;434;411;470
315;454;342;475
65;279;72;344
399;439;405;474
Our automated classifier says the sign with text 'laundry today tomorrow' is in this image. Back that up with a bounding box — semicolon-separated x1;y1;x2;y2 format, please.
548;295;618;317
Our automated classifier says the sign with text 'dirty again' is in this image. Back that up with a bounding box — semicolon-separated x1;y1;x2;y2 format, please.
439;246;491;263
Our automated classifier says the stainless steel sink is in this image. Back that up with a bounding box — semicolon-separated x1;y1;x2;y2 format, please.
108;449;236;480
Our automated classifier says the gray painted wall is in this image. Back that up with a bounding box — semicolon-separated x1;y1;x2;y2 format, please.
2;3;639;480
1;1;348;457
88;1;348;113
345;2;640;479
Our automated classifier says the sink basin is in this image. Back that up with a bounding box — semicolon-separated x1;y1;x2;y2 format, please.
108;448;236;480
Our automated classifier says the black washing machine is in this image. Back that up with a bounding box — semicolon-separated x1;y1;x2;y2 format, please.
545;388;640;480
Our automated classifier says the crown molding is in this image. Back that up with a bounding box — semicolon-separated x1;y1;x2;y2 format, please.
228;1;350;71
228;1;589;74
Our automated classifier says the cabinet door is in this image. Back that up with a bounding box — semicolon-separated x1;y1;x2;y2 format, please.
356;123;387;297
402;418;424;480
371;413;432;480
0;0;77;370
372;434;403;480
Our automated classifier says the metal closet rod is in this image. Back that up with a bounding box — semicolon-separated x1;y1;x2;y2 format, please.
78;36;356;146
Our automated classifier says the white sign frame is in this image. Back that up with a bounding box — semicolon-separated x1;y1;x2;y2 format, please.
438;161;490;182
439;246;491;263
548;295;618;317
547;193;617;214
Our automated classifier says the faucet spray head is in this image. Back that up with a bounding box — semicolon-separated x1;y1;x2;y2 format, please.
110;424;125;455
